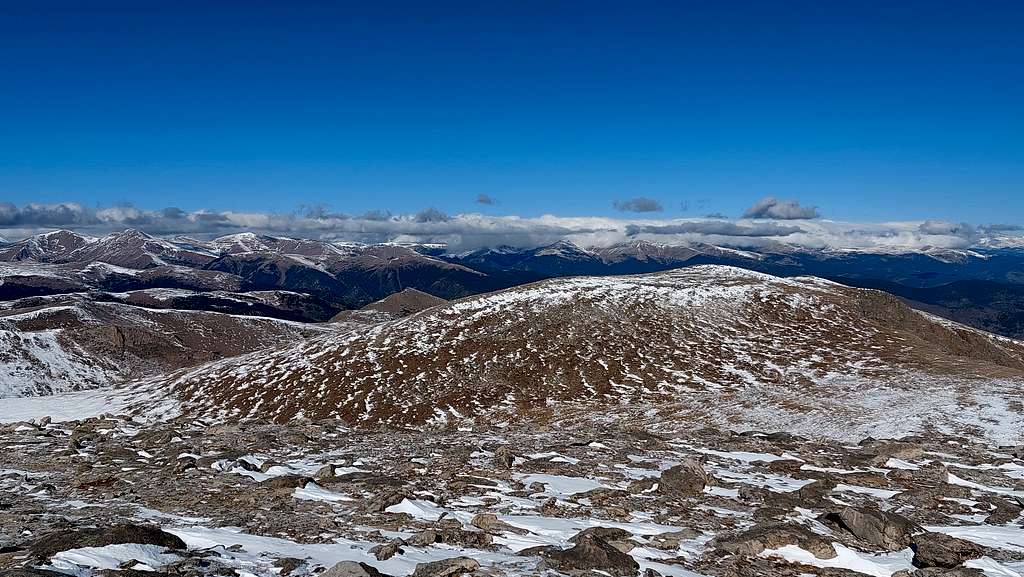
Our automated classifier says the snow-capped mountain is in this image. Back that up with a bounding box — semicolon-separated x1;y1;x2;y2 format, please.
0;229;96;262
0;261;246;301
209;232;357;259
142;266;1024;427
0;229;217;268
3;228;1024;337
0;230;510;309
450;239;1024;287
64;229;219;268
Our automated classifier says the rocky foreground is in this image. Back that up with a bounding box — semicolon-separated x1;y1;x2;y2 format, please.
1;416;1023;577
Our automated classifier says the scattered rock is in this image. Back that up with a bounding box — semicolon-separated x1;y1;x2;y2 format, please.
0;570;72;577
912;532;984;569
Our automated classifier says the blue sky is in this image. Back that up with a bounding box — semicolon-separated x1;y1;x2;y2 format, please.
0;0;1022;223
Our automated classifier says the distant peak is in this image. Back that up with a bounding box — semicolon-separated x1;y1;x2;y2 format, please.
113;228;152;240
40;228;80;237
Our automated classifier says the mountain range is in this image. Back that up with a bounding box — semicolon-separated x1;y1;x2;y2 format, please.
2;228;1023;336
0;227;1022;400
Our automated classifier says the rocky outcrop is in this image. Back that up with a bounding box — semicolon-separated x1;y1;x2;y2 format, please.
322;561;392;577
542;535;639;576
713;522;836;560
28;524;186;559
658;459;709;497
822;506;921;551
409;557;479;577
912;532;984;569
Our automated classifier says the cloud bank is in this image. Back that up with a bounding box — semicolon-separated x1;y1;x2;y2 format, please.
0;201;1018;252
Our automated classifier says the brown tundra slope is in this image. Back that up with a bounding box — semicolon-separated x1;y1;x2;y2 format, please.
0;296;343;398
138;266;1024;436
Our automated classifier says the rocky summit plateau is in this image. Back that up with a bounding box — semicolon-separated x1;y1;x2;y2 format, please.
2;229;1024;577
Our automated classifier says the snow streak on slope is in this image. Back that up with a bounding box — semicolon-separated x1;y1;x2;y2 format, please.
0;325;111;397
0;300;346;399
145;266;1024;428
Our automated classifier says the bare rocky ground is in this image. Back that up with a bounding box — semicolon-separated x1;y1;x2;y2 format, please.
1;415;1023;577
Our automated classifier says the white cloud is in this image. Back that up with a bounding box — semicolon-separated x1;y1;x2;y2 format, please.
0;202;1016;252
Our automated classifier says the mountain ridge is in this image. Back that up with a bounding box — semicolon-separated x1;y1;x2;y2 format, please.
3;229;1024;337
133;265;1024;428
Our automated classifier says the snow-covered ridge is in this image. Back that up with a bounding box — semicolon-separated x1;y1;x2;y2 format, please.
5;228;1020;266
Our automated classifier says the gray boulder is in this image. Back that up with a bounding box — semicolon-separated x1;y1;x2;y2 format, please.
822;506;920;551
658;459;708;497
713;522;836;560
28;524;187;559
258;475;312;490
410;556;480;577
912;532;984;569
894;569;984;577
321;561;392;577
542;535;639;576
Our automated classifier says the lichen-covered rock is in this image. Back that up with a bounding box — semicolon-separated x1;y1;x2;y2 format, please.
822;506;921;551
912;532;984;569
542;535;640;576
410;557;479;577
713;522;837;560
28;524;187;559
658;459;708;497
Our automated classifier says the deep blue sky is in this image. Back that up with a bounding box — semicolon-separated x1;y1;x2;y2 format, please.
1;0;1021;223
